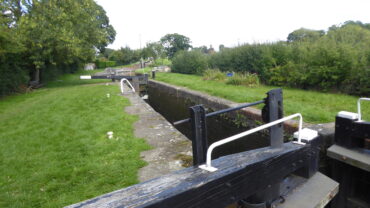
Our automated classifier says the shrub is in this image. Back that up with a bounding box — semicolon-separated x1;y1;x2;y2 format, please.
0;55;29;97
150;58;172;67
172;50;208;74
226;73;260;87
95;60;116;69
202;69;227;81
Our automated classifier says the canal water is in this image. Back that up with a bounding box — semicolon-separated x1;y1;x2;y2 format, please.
147;86;270;159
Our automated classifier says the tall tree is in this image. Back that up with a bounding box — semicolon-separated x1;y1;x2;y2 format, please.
160;33;192;58
17;0;116;82
287;28;325;42
142;41;165;59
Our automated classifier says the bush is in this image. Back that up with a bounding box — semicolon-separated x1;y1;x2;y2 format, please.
95;60;116;69
0;55;29;97
172;50;208;74
202;69;227;81
150;58;172;67
207;23;370;96
226;73;260;87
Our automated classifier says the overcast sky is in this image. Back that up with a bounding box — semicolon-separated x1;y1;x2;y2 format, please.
96;0;370;50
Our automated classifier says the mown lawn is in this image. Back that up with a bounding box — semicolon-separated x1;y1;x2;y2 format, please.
45;69;107;88
155;72;370;124
0;73;150;207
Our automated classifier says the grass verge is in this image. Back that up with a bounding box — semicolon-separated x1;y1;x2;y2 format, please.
155;72;370;124
0;78;150;207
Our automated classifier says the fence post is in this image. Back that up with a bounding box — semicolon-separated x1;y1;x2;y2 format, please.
189;105;208;166
151;70;156;79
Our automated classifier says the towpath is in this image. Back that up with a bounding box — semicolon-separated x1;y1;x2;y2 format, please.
121;85;192;182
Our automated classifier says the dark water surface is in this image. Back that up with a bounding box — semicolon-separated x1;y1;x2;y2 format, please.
147;86;269;159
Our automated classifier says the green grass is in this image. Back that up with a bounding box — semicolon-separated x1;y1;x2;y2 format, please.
0;75;150;207
45;69;107;88
155;72;370;123
136;67;152;75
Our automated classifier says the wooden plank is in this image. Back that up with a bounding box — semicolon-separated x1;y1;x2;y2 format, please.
65;142;318;208
327;144;370;172
276;172;339;208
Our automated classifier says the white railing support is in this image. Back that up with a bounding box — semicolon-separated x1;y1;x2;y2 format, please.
120;78;136;93
199;113;305;172
357;98;370;121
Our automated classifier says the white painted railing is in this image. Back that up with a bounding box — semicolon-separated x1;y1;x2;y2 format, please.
357;98;370;121
199;113;305;172
120;78;135;93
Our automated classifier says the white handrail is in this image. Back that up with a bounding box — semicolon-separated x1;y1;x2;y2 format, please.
120;78;135;93
357;98;370;121
199;113;304;172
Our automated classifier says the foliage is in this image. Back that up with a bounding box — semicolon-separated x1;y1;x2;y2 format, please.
202;69;227;81
0;54;29;96
209;22;370;96
150;58;172;67
155;72;370;123
226;73;260;87
287;28;325;42
141;41;165;60
192;45;215;54
0;0;115;96
108;46;141;65
0;84;150;207
95;59;116;69
172;50;208;74
160;33;192;58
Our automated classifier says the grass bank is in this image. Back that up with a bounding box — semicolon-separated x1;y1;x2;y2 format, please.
155;72;369;124
0;72;150;207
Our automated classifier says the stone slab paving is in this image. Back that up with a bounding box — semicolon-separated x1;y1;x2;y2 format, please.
121;88;192;182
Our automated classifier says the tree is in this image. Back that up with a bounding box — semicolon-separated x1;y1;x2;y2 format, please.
17;0;116;82
172;50;208;74
287;28;325;42
108;46;141;65
192;45;208;54
141;41;165;59
160;33;192;58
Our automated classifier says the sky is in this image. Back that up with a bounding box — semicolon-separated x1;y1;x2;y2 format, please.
96;0;370;50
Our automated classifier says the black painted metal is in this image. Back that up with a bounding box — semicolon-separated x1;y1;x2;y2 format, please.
173;100;264;126
334;116;370;149
265;88;284;148
189;105;208;165
90;74;147;80
246;89;284;207
330;114;370;207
